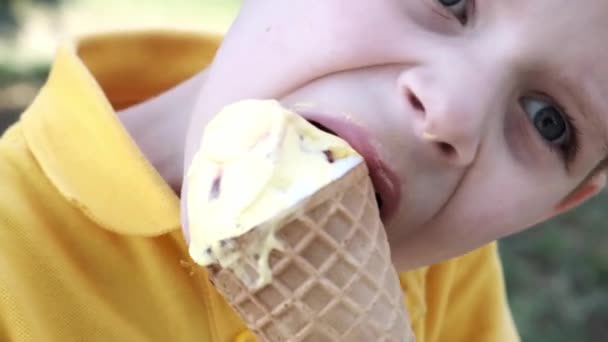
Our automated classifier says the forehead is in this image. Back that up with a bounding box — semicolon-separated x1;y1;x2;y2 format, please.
496;1;608;91
493;0;608;57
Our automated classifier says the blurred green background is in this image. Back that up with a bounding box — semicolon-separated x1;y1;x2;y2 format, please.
1;1;606;341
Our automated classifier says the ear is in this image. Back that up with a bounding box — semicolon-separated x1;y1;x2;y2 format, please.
552;172;607;216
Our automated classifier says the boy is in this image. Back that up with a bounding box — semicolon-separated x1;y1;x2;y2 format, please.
1;0;607;340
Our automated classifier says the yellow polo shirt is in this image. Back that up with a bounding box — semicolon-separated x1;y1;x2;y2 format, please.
0;31;520;342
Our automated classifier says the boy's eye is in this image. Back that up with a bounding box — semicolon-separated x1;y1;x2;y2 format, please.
437;0;469;23
523;98;568;144
521;97;578;163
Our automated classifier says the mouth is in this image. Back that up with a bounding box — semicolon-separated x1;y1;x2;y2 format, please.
302;114;401;224
308;120;383;209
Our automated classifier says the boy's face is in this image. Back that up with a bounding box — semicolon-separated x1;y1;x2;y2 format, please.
189;0;608;269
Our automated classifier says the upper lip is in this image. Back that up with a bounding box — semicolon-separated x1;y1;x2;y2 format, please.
296;111;402;224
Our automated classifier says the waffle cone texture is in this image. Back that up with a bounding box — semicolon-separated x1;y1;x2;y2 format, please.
207;163;414;341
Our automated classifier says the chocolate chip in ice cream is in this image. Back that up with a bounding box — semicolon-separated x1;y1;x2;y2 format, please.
209;172;222;200
323;150;335;163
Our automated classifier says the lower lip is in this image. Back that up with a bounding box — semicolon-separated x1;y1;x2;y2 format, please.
297;113;402;224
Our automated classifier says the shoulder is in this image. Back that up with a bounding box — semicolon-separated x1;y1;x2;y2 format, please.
0;123;53;338
422;242;506;307
0;122;74;259
1;123;43;248
0;122;42;217
0;122;50;216
419;243;520;342
427;242;502;280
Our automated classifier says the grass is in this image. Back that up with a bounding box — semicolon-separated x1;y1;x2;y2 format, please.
501;192;608;341
0;0;240;66
0;63;49;88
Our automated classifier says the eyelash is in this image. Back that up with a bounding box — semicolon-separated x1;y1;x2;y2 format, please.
432;0;475;25
547;106;581;167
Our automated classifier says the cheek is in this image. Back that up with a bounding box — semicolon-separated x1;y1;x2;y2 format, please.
443;105;578;244
218;0;422;96
453;160;571;244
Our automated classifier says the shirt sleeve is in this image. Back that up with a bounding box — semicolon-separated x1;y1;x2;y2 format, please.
427;243;521;342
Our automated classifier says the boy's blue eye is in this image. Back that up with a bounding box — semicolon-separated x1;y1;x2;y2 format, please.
437;0;469;22
439;0;464;5
522;97;571;147
533;107;566;142
522;97;580;167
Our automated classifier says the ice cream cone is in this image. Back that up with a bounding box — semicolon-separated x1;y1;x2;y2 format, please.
207;163;414;341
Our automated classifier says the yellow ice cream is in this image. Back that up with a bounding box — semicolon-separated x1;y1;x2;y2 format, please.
187;99;363;288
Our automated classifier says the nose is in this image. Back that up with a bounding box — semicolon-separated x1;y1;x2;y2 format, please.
400;70;491;167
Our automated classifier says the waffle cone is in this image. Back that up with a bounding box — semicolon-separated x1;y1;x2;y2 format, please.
207;163;414;341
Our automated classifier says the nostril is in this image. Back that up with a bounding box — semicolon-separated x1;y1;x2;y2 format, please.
407;89;425;113
437;142;456;157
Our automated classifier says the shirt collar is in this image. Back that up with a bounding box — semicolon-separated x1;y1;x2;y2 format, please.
400;267;428;325
21;30;221;236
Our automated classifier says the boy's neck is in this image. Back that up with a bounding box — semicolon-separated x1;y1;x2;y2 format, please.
116;70;209;194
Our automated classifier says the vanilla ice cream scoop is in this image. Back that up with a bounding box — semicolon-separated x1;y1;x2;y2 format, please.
187;99;363;288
